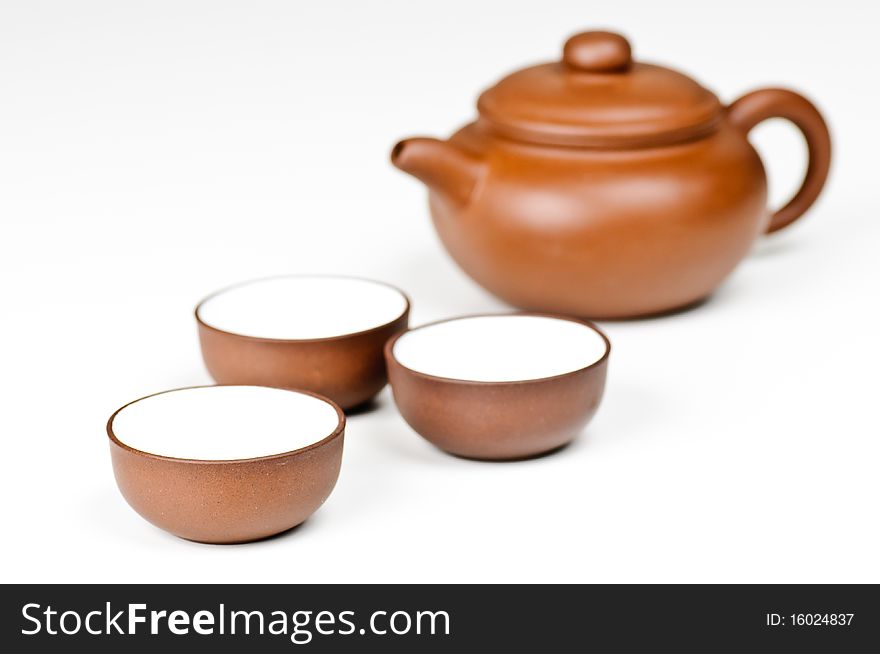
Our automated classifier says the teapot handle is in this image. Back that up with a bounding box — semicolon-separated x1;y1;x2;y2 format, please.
727;88;831;234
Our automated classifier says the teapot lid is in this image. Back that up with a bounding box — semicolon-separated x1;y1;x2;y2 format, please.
477;31;723;147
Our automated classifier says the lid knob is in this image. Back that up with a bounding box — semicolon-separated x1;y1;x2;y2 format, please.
563;31;632;73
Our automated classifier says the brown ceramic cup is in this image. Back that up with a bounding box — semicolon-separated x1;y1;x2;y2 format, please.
195;275;410;411
385;314;610;460
107;385;345;544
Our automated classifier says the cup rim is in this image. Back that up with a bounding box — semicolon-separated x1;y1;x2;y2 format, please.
106;384;346;464
194;274;411;344
384;312;611;386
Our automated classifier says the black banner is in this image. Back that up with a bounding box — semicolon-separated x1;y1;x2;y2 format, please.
1;584;876;651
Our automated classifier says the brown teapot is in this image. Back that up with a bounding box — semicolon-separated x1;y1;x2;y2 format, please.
391;30;831;318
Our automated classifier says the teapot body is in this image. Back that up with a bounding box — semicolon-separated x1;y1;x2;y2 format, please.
428;120;768;318
393;31;831;318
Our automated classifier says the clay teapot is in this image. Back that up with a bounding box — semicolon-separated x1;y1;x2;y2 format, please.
391;30;831;318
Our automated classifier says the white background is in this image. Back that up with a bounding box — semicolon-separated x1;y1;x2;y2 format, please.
1;0;878;583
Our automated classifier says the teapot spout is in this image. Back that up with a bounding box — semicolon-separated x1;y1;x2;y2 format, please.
391;137;484;206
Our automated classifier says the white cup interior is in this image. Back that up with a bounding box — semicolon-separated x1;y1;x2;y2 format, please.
110;386;342;460
392;315;608;382
197;276;408;340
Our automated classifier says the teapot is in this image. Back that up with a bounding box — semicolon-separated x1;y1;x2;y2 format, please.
391;30;831;318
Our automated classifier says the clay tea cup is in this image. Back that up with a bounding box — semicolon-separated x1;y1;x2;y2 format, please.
385;314;610;460
107;385;345;544
196;275;410;411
